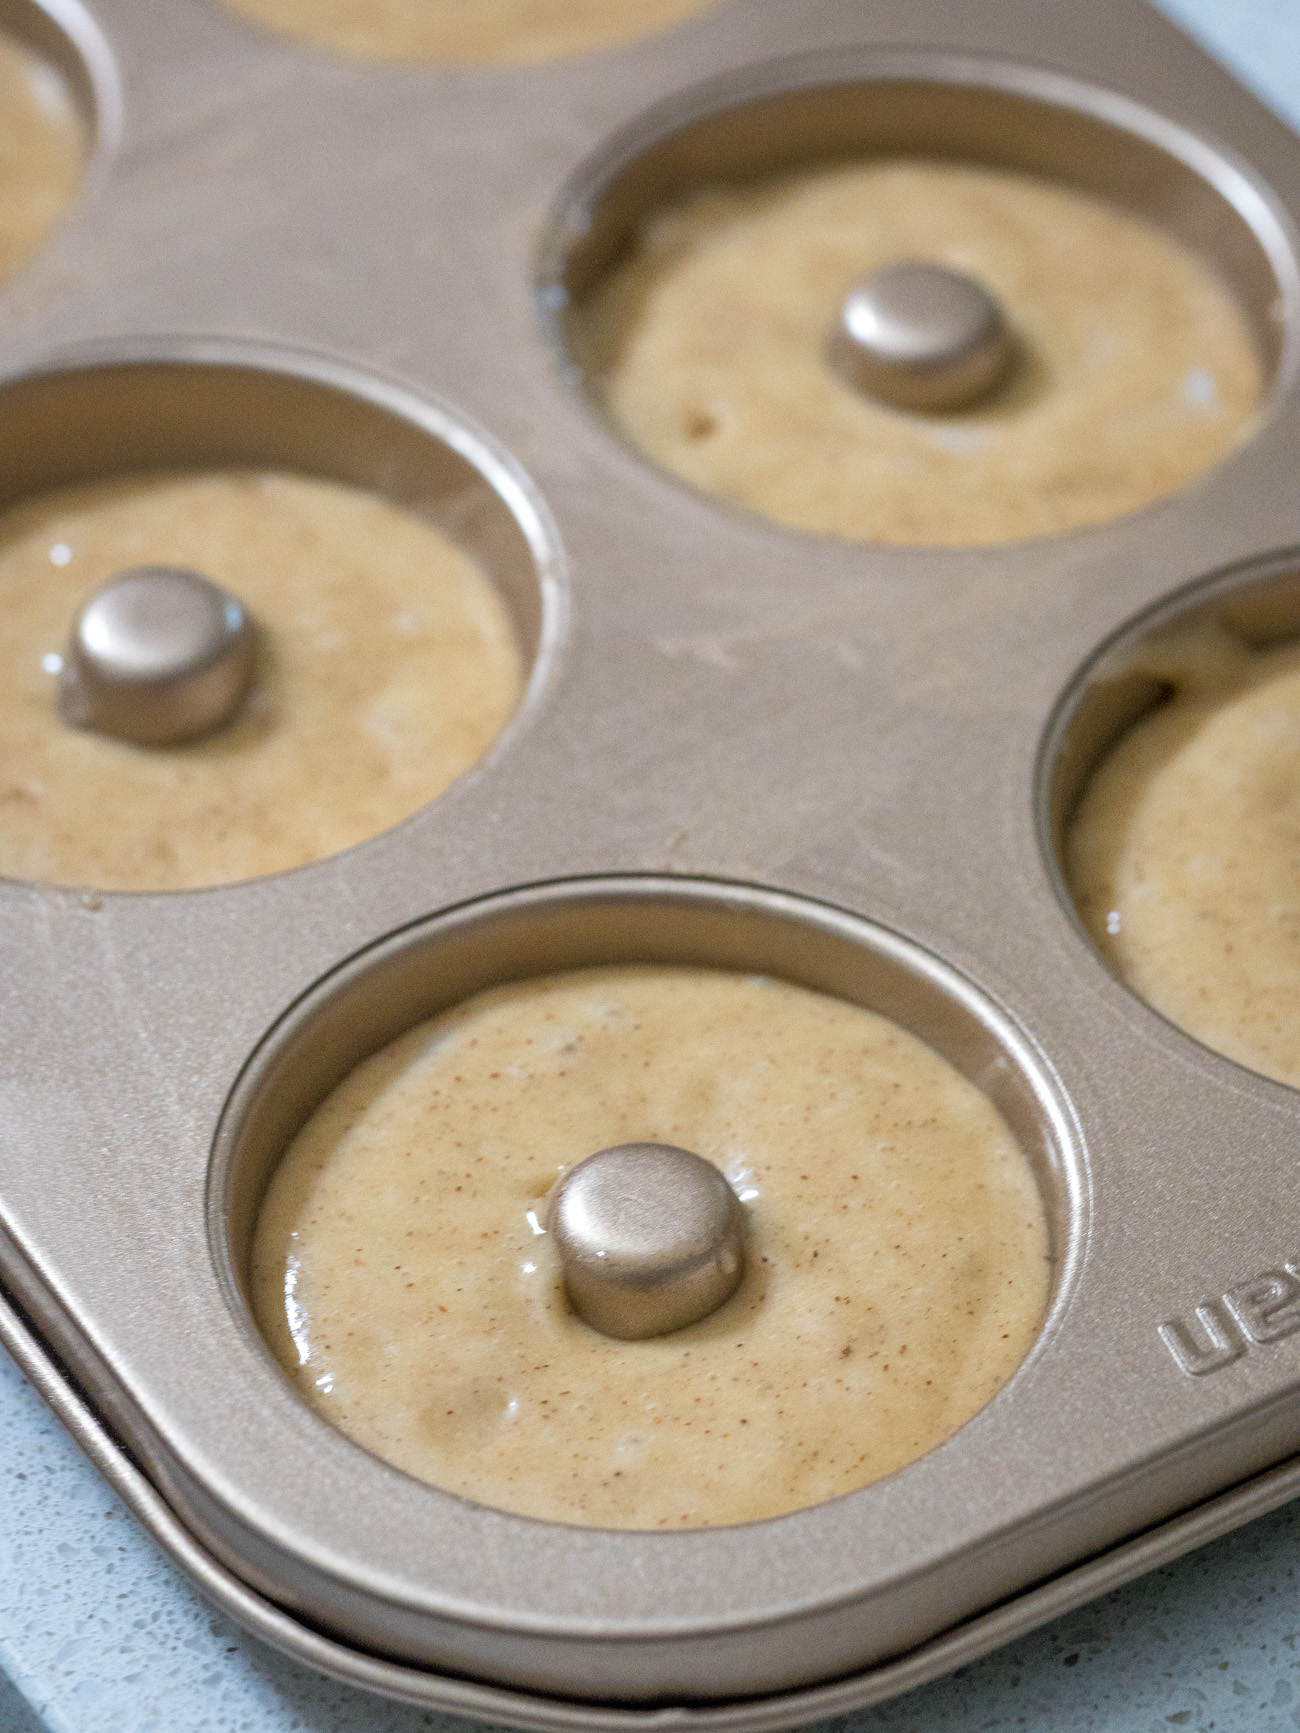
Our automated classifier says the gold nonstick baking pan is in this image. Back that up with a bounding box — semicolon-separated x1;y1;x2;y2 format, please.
4;0;1300;1724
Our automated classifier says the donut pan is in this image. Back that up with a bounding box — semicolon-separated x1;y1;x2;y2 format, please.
5;0;1300;1725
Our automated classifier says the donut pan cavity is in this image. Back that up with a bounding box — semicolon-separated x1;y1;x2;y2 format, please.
5;0;1300;1726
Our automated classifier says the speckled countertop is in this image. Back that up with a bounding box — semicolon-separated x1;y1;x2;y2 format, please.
4;2;1300;1730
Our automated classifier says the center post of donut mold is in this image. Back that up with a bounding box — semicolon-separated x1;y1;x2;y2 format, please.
547;1142;749;1340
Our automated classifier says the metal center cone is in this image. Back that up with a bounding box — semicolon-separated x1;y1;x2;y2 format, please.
828;260;1015;413
547;1142;749;1340
57;565;257;747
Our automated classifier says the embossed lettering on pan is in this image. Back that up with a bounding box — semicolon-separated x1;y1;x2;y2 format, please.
1160;1263;1300;1376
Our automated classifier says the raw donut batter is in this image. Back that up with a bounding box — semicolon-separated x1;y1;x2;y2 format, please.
1068;620;1300;1090
253;967;1051;1529
217;0;721;65
573;160;1262;546
0;471;522;891
0;31;84;286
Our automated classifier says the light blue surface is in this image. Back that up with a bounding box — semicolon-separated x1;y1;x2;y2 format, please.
1154;0;1300;130
5;1342;1300;1733
5;3;1300;1731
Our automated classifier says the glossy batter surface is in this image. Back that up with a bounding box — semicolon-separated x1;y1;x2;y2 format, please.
1068;622;1300;1090
574;161;1262;546
0;472;522;890
253;967;1051;1528
0;31;84;286
218;0;721;64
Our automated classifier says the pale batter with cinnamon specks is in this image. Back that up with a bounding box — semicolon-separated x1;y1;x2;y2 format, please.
1068;621;1300;1090
218;0;721;65
574;160;1262;546
0;471;522;890
253;967;1051;1529
0;30;84;287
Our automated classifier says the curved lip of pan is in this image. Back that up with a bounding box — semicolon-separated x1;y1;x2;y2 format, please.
201;876;1088;1652
1036;541;1300;1078
0;0;124;196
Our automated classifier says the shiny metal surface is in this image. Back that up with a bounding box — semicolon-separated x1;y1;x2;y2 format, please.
829;263;1015;412
3;0;1300;1725
548;1144;749;1340
59;566;256;745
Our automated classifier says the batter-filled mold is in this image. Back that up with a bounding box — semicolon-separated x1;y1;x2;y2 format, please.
211;879;1082;1694
251;961;1051;1529
545;53;1297;546
1048;550;1300;1092
0;344;562;891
